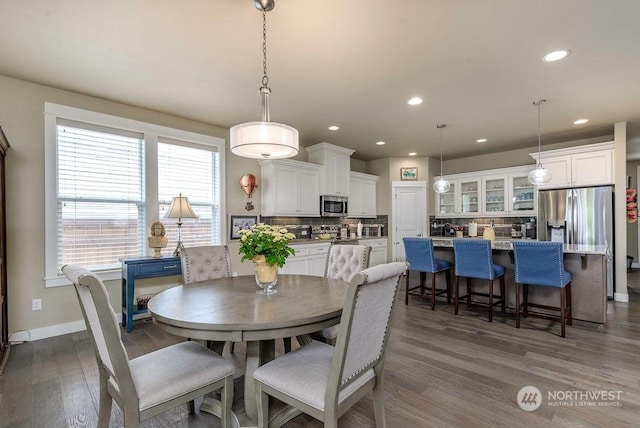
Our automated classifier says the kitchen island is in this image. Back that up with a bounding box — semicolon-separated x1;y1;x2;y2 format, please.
429;238;610;323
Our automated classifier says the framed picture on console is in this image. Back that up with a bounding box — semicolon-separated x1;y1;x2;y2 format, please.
400;167;418;181
230;215;258;240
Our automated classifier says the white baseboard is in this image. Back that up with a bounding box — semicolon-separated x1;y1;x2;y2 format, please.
9;313;127;342
614;292;630;303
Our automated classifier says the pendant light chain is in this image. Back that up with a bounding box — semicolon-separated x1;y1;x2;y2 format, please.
438;124;446;176
261;10;269;88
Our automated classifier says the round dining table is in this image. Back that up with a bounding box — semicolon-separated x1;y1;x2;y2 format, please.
147;274;348;425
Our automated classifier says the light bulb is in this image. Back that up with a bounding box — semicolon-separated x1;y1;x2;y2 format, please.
433;177;450;193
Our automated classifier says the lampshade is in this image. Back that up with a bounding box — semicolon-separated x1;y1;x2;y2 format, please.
230;121;299;159
164;194;198;220
433;177;451;193
230;0;299;160
527;166;552;185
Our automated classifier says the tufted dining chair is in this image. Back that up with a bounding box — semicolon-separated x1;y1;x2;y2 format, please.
452;238;506;322
512;240;573;337
181;245;232;284
181;245;234;353
62;264;235;428
309;244;372;346
254;262;407;428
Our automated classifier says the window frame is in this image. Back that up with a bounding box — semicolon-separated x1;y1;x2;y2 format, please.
44;102;226;287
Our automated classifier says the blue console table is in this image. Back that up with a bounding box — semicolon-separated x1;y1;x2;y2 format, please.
121;256;182;333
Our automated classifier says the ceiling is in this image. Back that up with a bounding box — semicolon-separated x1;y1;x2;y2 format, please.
2;0;640;161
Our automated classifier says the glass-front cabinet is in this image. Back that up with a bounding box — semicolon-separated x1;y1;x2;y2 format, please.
509;173;536;215
434;166;537;218
459;179;480;215
435;179;480;217
436;182;456;215
482;176;506;214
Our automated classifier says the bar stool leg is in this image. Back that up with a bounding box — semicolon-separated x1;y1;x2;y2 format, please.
405;270;410;305
500;276;506;314
560;288;567;338
522;284;529;317
488;280;494;322
454;275;460;315
515;282;521;329
445;270;451;303
466;277;471;308
430;273;436;310
566;282;572;326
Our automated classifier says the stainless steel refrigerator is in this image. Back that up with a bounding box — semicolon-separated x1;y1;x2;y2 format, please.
537;186;614;297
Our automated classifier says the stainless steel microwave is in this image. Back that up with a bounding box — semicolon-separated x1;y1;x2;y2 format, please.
320;195;348;217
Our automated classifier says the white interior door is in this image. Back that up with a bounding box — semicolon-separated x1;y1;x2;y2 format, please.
391;181;427;262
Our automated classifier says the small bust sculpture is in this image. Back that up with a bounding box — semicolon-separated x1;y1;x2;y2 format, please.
148;221;168;258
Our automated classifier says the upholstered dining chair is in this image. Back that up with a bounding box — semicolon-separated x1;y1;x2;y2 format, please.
62;264;235;428
253;262;407;428
309;243;372;345
512;240;573;337
181;245;235;353
452;238;506;322
181;245;232;284
403;237;451;309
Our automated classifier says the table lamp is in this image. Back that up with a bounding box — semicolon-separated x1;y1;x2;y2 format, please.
164;193;198;256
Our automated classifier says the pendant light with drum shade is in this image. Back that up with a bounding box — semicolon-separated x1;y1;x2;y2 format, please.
433;124;450;193
528;99;552;185
229;0;299;159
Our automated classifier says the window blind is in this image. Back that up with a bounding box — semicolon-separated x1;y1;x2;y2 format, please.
158;139;222;247
57;121;145;270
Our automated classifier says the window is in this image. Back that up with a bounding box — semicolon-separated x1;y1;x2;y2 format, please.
45;103;225;287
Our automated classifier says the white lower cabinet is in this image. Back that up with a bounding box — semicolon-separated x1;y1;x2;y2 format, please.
359;238;388;267
281;242;331;276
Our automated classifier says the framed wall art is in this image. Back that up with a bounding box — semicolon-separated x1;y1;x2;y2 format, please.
230;215;257;240
400;167;418;181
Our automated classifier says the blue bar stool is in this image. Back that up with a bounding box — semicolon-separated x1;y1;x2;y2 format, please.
452;238;506;322
512;241;572;338
403;237;451;309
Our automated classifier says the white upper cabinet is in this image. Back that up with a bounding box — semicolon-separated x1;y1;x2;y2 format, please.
348;171;378;218
435;178;480;217
435;166;536;217
259;159;321;217
532;142;614;189
307;142;355;196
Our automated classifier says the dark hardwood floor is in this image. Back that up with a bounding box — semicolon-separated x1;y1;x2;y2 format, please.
2;272;640;428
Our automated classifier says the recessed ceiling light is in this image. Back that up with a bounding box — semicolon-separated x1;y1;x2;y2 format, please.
328;125;340;131
476;138;487;143
573;118;589;125
407;97;423;106
376;141;386;146
408;152;417;156
543;49;570;62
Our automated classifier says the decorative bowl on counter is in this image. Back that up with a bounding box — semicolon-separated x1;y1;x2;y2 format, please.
319;233;332;240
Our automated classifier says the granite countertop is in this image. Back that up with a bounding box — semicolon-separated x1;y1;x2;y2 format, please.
430;237;609;255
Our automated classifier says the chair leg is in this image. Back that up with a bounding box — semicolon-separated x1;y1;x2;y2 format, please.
188;400;195;413
97;368;112;428
430;272;436;310
466;277;471;308
515;282;521;329
222;376;234;428
522;284;529;317
372;384;387;428
283;337;292;353
445;269;451;303
256;385;268;428
488;280;494;322
500;276;506;314
420;272;426;297
405;270;410;305
560;287;567;338
454;275;460;315
566;282;573;326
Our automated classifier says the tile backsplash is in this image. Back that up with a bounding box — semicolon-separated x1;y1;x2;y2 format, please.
430;216;537;239
262;215;389;238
